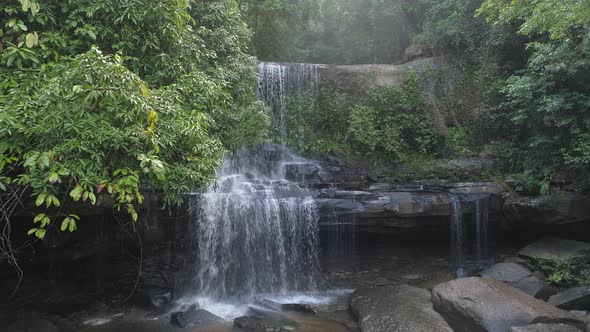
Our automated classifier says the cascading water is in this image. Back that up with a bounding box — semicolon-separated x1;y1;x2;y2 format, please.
192;146;320;300
256;62;320;145
449;195;465;277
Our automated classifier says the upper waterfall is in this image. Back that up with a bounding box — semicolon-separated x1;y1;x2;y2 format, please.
256;62;321;145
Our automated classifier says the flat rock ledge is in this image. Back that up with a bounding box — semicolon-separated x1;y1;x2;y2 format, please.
431;277;587;332
349;285;453;332
480;262;545;297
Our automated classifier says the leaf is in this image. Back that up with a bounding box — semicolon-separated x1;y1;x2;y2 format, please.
68;219;77;232
47;171;59;183
33;213;45;223
51;195;60;207
88;192;96;205
70;186;83;201
21;0;30;12
35;193;46;207
61;218;70;231
30;2;39;15
27;228;37;235
25;32;38;48
70;214;80;220
35;228;46;239
140;83;149;97
40;215;50;227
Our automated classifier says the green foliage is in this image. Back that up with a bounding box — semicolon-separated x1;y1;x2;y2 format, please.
446;126;472;157
478;0;590;41
478;0;590;193
0;0;269;237
241;0;419;64
348;106;380;152
284;69;443;163
546;260;575;286
419;0;489;52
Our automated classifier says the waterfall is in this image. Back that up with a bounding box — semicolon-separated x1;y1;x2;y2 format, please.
475;196;489;263
257;62;320;145
192;146;320;300
449;195;465;277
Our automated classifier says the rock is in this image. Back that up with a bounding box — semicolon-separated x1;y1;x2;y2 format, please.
132;286;172;308
280;303;315;314
233;315;295;332
284;162;321;182
171;309;223;329
252;299;282;311
510;323;582;332
549;287;590;310
401;273;425;285
504;192;590;225
480;262;545;297
1;319;59;332
518;238;590;274
316;198;365;214
404;43;429;62
363;170;381;183
368;183;394;191
433;158;497;175
349;285;453;332
369;192;451;217
431;277;587;332
250;299;315;315
145;301;182;319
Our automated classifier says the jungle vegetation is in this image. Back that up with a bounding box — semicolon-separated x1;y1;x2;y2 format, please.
0;0;589;239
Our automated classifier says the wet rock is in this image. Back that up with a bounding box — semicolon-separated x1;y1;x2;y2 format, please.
349;285;453;332
504;191;590;225
549;287;590;310
368;183;394;191
401;273;425;285
431;277;587;332
234;315;294;332
480;262;545;297
252;299;282;311
518;238;590;274
285;163;321;182
363;170;381;183
171;308;223;329
510;323;583;332
418;271;455;290
281;303;315;314
316;198;365;214
133;286;172;308
145;301;182;319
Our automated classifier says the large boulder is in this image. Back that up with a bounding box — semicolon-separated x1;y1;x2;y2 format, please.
510;323;583;332
480;262;545;297
349;285;453;332
548;286;590;310
518;238;590;275
431;277;587;332
171;309;224;329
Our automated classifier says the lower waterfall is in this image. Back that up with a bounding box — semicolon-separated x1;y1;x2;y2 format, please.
191;146;320;301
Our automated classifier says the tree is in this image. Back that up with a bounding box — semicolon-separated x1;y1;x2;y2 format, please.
0;0;270;238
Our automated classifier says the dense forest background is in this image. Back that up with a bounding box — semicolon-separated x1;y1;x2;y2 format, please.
243;0;590;194
0;0;589;238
